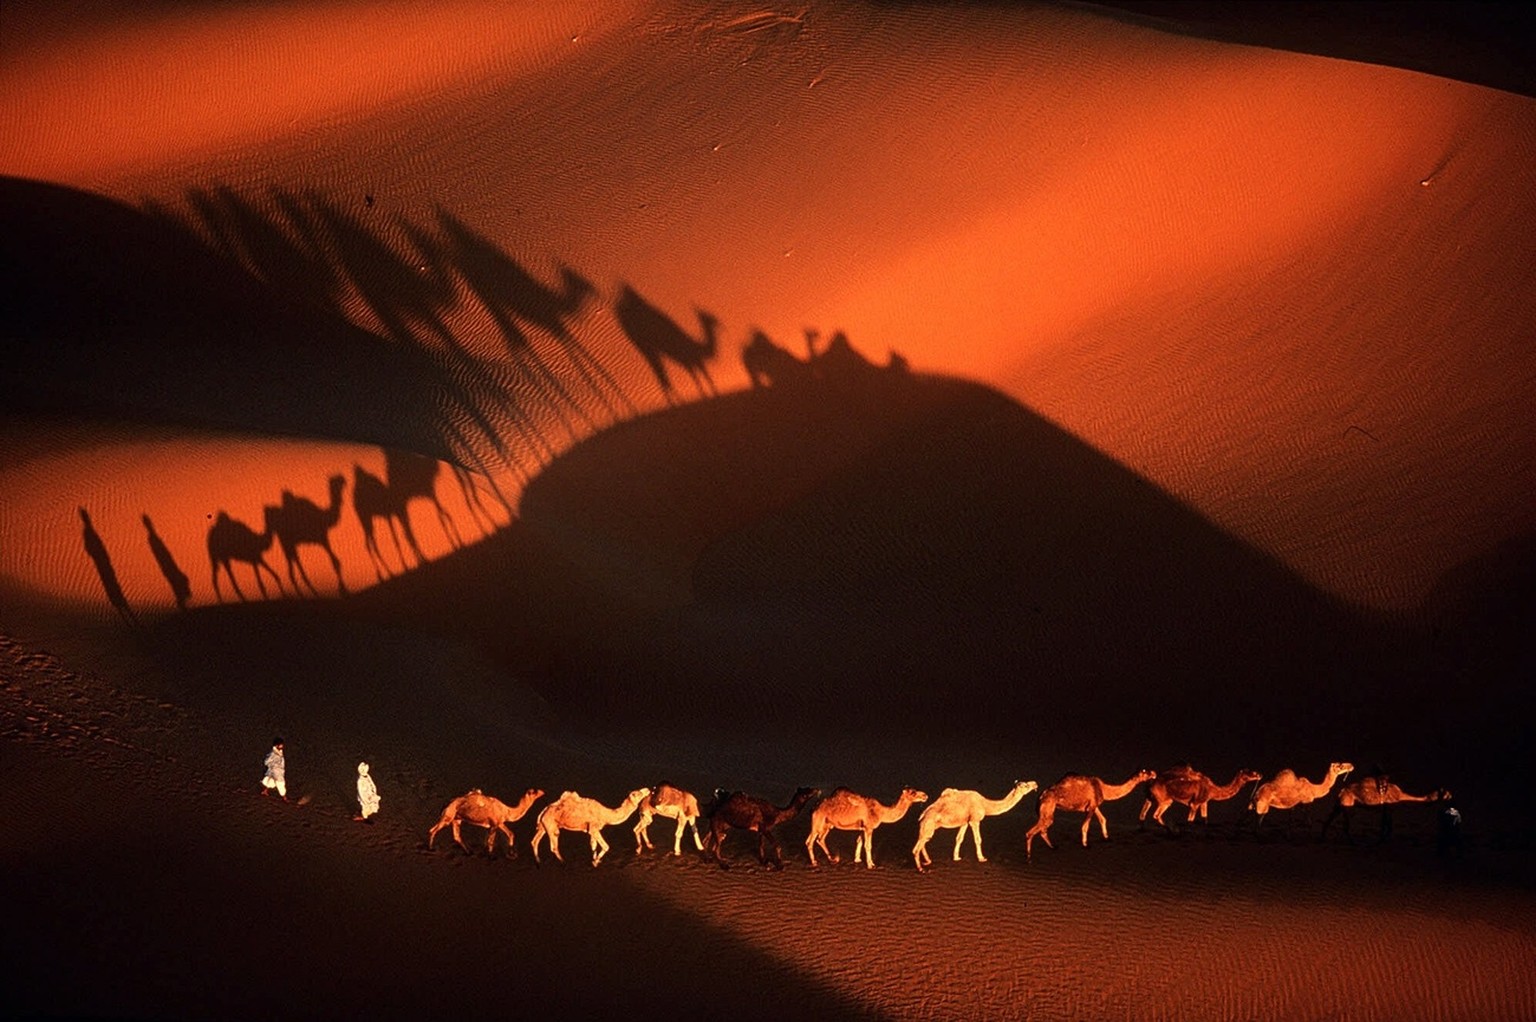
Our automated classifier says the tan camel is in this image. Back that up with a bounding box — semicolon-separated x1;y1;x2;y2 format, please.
1139;766;1262;829
532;787;651;866
1322;775;1451;841
633;783;705;857
1250;762;1354;825
1024;769;1156;859
426;787;545;857
806;786;928;869
912;779;1037;872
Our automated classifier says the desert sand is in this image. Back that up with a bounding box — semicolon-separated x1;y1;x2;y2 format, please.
3;2;1534;1020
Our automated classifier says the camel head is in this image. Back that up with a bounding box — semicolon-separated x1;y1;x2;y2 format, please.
1434;788;1453;801
1014;779;1039;797
1329;762;1356;779
1238;769;1263;784
1134;769;1158;784
899;787;929;806
790;786;822;807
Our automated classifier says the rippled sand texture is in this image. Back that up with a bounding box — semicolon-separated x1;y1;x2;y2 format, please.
3;1;1535;1020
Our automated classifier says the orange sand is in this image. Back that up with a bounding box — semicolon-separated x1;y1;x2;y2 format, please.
3;2;1534;1019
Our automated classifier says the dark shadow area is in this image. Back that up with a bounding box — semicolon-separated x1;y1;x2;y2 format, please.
1;177;458;461
1077;1;1536;99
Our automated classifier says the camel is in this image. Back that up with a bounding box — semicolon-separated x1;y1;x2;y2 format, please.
1250;762;1354;828
806;786;928;869
531;787;651;867
742;329;815;389
427;787;545;857
614;284;719;403
1322;775;1452;842
207;510;283;602
436;210;631;427
264;474;348;597
706;786;820;870
1024;769;1157;859
912;779;1037;872
354;449;459;580
1139;765;1262;830
633;783;705;857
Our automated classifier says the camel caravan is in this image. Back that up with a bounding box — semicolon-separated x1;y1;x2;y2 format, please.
416;761;1456;869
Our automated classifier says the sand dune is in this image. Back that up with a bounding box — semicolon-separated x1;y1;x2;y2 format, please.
3;1;1534;1019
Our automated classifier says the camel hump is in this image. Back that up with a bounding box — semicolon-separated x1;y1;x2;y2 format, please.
939;787;961;797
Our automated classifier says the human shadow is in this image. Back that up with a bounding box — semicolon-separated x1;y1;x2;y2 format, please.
79;507;137;625
142;513;192;611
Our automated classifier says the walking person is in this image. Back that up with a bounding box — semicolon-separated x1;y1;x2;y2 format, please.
261;738;287;800
355;762;380;822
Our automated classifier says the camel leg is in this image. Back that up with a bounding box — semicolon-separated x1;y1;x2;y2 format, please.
1080;814;1093;847
452;820;469;853
497;823;518;858
634;810;651;854
687;816;704;852
859;827;876;869
971;822;987;863
323;543;346;595
549;827;564;863
672;815;688;857
1094;807;1110;841
805;827;822;867
711;821;731;868
590;827;607;866
1138;799;1152;826
531;824;545;863
951;826;966;861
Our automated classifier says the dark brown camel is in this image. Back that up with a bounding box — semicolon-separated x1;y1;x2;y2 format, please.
1322;775;1452;843
706;786;820;870
207;510;283;602
264;474;348;597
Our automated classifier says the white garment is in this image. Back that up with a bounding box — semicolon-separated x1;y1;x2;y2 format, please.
262;746;287;798
357;762;380;818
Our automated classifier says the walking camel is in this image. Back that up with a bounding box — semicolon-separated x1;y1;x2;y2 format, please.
264;474;348;597
427;787;545;857
207;510;284;602
1025;769;1157;859
706;786;821;870
1322;775;1451;842
614;284;719;403
912;779;1037;872
806;786;928;869
354;449;460;580
1139;765;1262;830
633;783;706;857
1250;761;1354;828
532;787;651;867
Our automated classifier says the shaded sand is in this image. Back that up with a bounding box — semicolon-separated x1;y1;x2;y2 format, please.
4;1;1536;1019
